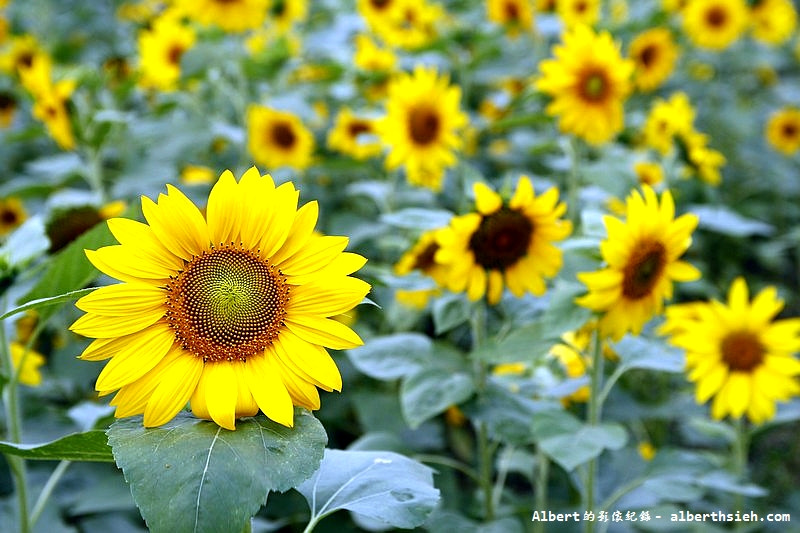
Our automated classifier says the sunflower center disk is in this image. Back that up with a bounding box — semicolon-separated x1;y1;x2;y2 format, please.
622;241;666;299
271;121;297;148
705;7;727;28
469;207;533;271
408;106;440;145
639;45;658;68
581;71;609;102
165;247;290;362
721;331;764;372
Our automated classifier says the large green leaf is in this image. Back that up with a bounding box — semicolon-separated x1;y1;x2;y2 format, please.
400;367;475;429
536;419;628;472
107;411;327;533
431;293;471;334
346;333;432;380
0;430;113;462
611;336;685;374
296;449;439;530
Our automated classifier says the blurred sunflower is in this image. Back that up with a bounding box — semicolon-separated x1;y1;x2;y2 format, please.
19;54;76;150
0;197;26;236
661;0;688;13
247;105;315;171
377;65;468;191
549;321;616;404
393;228;448;308
576;185;700;340
435;176;572;305
682;0;747;51
327;108;382;160
765;107;800;155
10;342;46;387
642;91;695;155
536;0;556;11
71;168;370;430
556;0;600;28
353;34;397;72
662;278;800;424
137;13;196;92
180;165;217;186
177;0;268;32
374;0;444;50
0;90;16;128
628;28;679;92
0;34;41;76
536;24;634;145
633;161;664;187
268;0;308;34
750;0;797;46
487;0;534;36
680;130;725;185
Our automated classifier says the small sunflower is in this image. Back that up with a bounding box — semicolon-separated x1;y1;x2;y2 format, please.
353;34;397;72
268;0;308;34
680;130;726;185
487;0;534;36
750;0;797;46
662;278;800;424
0;197;27;236
435;176;572;305
176;0;269;32
765;107;800;156
373;0;444;50
576;185;700;341
633;161;665;187
137;13;196;92
10;342;46;387
536;25;634;145
642;91;695;155
393;228;448;308
327;108;382;160
628;28;679;92
247;105;315;171
556;0;600;28
18;54;76;150
71;168;370;430
0;91;16;128
0;34;41;76
682;0;747;51
377;65;468;191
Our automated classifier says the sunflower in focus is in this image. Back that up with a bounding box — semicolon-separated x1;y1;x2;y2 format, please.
177;0;268;32
556;0;600;28
247;105;315;171
536;25;634;145
377;65;468;191
765;107;800;156
137;13;196;92
682;0;747;51
487;0;534;36
393;228;448;308
435;176;572;305
576;185;700;341
661;278;800;424
750;0;797;46
327;108;382;160
0;197;27;236
71;168;370;430
628;28;679;92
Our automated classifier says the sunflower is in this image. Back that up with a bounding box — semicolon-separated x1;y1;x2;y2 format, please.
327;108;382;160
71;168;370;430
18;54;76;150
633;161;664;187
137;13;196;92
247;105;315;171
0;197;27;237
377;65;468;191
642;91;695;155
268;0;308;34
536;25;634;145
375;0;444;50
556;0;600;28
10;342;46;387
487;0;534;36
628;28;679;92
435;176;572;305
393;228;448;307
750;0;797;46
765;107;800;156
682;0;747;51
662;278;800;424
0;90;16;128
0;34;41;76
353;34;397;72
549;321;616;403
680;130;725;185
576;185;700;341
176;0;269;32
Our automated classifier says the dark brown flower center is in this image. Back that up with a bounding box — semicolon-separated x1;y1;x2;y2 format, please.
271;121;297;148
469;207;533;271
0;92;15;111
348;120;372;138
408;106;440;145
270;0;286;17
371;0;391;10
579;69;610;102
413;241;439;272
165;246;290;362
504;1;520;21
705;6;727;28
781;122;798;139
720;331;764;372
622;240;666;299
639;44;659;69
574;0;588;13
0;207;20;225
167;45;185;66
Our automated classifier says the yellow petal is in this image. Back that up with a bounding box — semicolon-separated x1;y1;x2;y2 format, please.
76;282;165;316
94;323;175;391
287;277;370;317
509;176;534;210
473;182;502;215
258;182;300;258
270;201;319;266
245;353;294;427
274;329;342;391
284;315;364;350
207;170;241;246
106;218;184;271
143;348;203;427
279;235;349;277
86;246;172;282
191;362;237;430
70;307;164;338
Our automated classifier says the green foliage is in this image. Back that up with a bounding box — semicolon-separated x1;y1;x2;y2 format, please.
0;430;113;462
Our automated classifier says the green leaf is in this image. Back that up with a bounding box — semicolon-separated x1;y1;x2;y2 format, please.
346;333;432;380
470;384;559;445
537;421;628;472
0;430;113;462
0;287;98;321
432;293;471;334
401;367;474;428
380;208;453;230
691;205;774;237
611;336;685;374
107;411;327;533
296;449;439;529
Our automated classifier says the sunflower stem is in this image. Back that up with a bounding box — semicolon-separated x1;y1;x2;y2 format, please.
532;446;550;533
584;326;604;533
732;417;750;532
30;460;71;528
469;304;495;521
84;146;107;203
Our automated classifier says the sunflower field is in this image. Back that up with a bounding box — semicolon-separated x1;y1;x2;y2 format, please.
1;0;800;532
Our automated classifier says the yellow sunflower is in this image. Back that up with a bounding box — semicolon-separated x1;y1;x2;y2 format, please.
487;0;534;36
0;197;27;236
576;185;700;341
681;130;725;185
642;91;695;155
0;90;16;128
0;34;41;76
176;0;269;32
393;228;448;307
137;13;196;92
377;65;468;191
18;54;76;150
549;321;616;404
10;342;46;387
268;0;309;34
556;0;600;28
765;107;800;156
247;105;315;171
536;25;634;145
71;168;370;430
662;278;800;424
750;0;797;46
435;176;572;305
374;0;444;50
327;108;382;160
682;0;747;51
633;161;664;187
628;28;679;92
353;34;397;72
